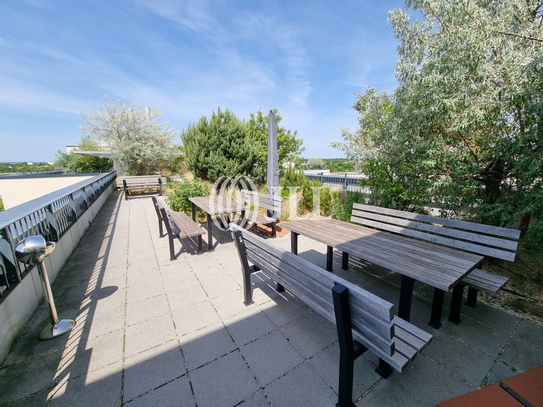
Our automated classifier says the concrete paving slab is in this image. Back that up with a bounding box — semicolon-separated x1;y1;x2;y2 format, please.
440;318;511;357
125;375;194;407
309;342;381;399
223;308;276;347
189;351;259;407
392;354;476;406
172;301;221;337
126;293;169;326
357;377;421;407
124;314;176;358
124;341;186;401
48;361;122;407
499;337;543;373
264;362;338;407
241;330;305;386
238;390;270;407
259;293;312;327
279;313;337;359
181;321;235;369
422;329;496;387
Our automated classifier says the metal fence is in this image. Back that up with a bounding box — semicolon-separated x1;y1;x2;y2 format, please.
0;171;117;300
305;172;370;193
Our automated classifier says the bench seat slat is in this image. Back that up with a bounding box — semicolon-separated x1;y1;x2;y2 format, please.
169;211;206;238
460;269;508;296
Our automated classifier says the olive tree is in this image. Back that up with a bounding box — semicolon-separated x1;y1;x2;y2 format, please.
332;0;543;225
79;96;179;175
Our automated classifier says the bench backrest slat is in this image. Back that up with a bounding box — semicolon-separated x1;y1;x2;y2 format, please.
352;203;520;262
237;226;396;358
241;190;282;215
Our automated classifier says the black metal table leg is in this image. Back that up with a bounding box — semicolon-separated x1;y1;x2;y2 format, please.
207;214;213;250
448;284;465;324
291;232;299;255
191;202;196;222
326;245;334;272
342;252;349;270
429;288;445;328
398;275;415;322
466;287;478;308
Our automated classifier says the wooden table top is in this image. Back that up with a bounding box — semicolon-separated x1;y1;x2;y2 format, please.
189;196;244;216
281;218;484;291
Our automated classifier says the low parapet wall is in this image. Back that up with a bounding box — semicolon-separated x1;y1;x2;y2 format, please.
0;172;117;362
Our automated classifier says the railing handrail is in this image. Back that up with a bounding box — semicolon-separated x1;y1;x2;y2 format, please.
0;172;116;230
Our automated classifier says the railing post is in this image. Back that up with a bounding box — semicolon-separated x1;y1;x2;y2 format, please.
344;173;347;191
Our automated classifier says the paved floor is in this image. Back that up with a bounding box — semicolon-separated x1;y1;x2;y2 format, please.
0;191;542;407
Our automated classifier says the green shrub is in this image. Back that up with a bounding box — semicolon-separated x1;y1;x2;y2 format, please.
331;191;366;222
166;179;210;215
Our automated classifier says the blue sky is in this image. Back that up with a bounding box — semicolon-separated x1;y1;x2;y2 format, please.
0;0;406;162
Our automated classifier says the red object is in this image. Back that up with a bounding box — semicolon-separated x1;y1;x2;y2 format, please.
436;384;522;407
501;365;543;407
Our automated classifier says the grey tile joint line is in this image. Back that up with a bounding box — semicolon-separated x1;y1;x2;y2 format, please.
481;319;522;387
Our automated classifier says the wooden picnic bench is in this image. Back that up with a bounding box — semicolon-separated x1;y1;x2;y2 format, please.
122;175;165;200
152;197;205;259
350;203;521;324
229;224;432;407
240;190;282;237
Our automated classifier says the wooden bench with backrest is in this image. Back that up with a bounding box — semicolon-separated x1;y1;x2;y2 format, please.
240;189;282;237
152;196;206;259
122;175;165;200
350;203;521;325
229;223;432;407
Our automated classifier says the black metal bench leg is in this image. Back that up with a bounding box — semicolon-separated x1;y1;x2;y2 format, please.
243;268;254;305
207;214;213;250
197;235;202;253
168;235;176;261
326;245;334;272
398;275;415;322
466;287;478;308
276;282;285;292
291;232;298;255
333;284;367;407
342;252;349;270
253;223;257;234
376;359;393;379
429;288;445;328
272;222;277;238
448;284;465;324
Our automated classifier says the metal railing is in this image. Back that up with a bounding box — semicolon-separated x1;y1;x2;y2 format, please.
0;171;117;300
305;172;370;193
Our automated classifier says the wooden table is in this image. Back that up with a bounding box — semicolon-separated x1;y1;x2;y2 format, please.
189;196;244;250
281;218;484;326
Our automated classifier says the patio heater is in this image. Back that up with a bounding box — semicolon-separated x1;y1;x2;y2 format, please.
15;235;75;340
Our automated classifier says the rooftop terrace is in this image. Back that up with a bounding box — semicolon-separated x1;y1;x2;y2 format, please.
0;191;542;406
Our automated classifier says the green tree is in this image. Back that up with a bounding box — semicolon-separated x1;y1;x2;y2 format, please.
248;108;305;182
181;107;260;182
79;96;179;175
307;157;325;169
332;0;543;224
55;136;113;173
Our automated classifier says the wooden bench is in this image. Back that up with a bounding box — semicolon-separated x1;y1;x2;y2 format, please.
350;203;521;325
152;197;205;259
240;190;282;237
122;176;165;200
229;223;432;407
